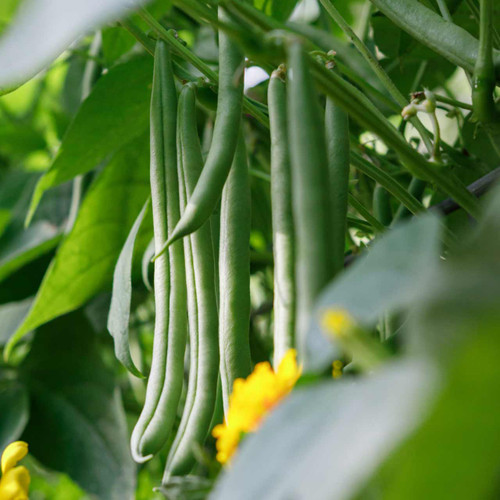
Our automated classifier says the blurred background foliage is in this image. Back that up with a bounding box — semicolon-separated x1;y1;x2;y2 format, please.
0;0;499;498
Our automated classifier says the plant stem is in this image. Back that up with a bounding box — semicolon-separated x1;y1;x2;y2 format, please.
318;0;434;154
434;94;473;110
348;194;386;232
472;0;497;124
138;8;270;128
311;58;481;217
428;111;442;162
465;0;500;49
350;151;425;215
436;0;453;22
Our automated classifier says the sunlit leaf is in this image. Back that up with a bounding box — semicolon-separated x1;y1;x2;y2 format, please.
27;55;153;223
6;133;151;359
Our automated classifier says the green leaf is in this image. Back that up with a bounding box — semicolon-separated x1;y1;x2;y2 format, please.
372;321;500;500
254;0;300;22
212;359;437;500
369;0;500;79
353;187;500;499
306;214;442;371
6;134;151;359
27;55;153;224
101;26;136;65
20;312;135;500
107;199;149;378
0;296;33;345
0;0;146;94
408;186;500;358
0;382;29;451
0;222;61;283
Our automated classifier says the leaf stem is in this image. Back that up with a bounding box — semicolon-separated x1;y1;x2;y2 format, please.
348;194;386;232
136;9;269;128
472;0;497;124
318;0;434;155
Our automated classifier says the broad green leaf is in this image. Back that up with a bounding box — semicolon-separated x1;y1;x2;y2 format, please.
0;176;72;284
0;222;61;282
101;26;136;65
212;360;437;500
306;214;442;371
0;382;29;451
21;312;135;500
0;0;146;94
0;170;38;237
6;134;151;359
371;320;500;500
369;0;500;78
0;296;33;345
0;210;10;237
254;0;300;22
371;14;456;95
409;186;500;358
350;187;500;499
107;199;149;378
27;55;153;223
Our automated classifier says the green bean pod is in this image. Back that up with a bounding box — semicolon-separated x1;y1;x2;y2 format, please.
373;184;392;227
219;134;253;413
393;177;426;222
268;67;296;368
325;94;350;276
131;41;187;462
155;7;244;256
472;0;497;124
163;84;219;478
287;41;334;361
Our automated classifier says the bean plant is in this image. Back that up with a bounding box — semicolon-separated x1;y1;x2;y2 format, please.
0;0;499;499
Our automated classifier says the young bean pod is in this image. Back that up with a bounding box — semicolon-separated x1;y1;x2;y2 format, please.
325;93;350;276
287;41;334;361
373;184;392;227
155;7;244;257
163;84;219;478
393;178;426;222
131;41;187;462
268;67;296;368
219;134;253;413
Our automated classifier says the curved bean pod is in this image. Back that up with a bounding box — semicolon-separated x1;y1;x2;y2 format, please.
163;84;219;478
130;41;187;462
268;67;296;368
155;7;244;257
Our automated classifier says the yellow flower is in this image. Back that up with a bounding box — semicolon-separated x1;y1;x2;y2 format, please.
0;441;30;500
213;349;301;465
322;309;355;338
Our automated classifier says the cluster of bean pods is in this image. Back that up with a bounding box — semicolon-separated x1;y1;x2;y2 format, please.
129;13;352;479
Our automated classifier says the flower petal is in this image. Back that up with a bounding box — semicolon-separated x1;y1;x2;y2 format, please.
1;442;28;475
